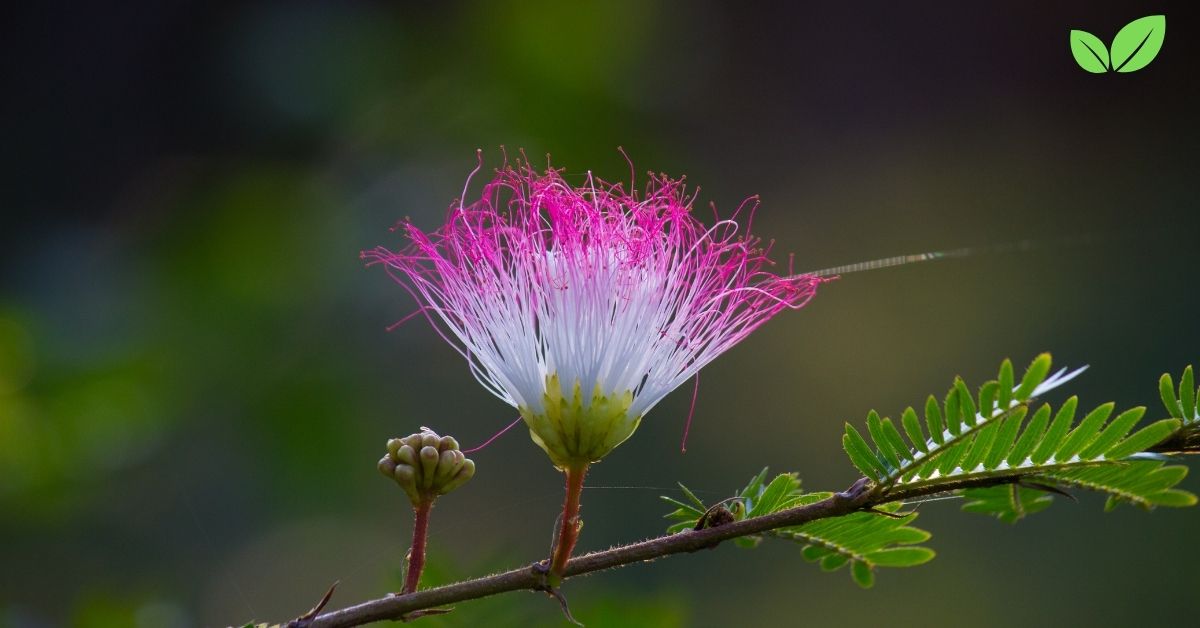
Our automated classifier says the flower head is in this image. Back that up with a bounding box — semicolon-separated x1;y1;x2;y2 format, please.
364;159;822;469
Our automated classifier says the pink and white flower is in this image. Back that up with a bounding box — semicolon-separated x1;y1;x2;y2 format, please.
364;159;823;469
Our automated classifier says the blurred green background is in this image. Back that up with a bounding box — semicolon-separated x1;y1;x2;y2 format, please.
3;2;1198;626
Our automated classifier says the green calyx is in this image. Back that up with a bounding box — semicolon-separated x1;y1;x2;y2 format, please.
520;374;641;469
378;427;476;506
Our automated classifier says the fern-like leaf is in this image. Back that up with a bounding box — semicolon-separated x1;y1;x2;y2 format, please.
842;354;1089;485
955;458;1200;523
960;461;1196;522
662;470;934;588
1037;461;1198;511
661;468;806;537
896;405;1183;490
773;500;934;588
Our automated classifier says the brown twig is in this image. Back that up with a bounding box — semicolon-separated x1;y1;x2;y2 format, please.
305;452;1189;627
309;478;875;627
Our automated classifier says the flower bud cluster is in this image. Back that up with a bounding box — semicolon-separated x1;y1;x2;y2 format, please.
378;428;475;506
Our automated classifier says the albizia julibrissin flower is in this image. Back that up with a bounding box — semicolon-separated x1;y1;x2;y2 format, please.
363;160;823;471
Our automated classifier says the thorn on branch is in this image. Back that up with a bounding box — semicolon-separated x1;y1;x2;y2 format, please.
865;506;909;519
399;608;454;623
530;559;583;626
835;477;872;503
1020;480;1077;502
542;585;584;627
285;581;338;628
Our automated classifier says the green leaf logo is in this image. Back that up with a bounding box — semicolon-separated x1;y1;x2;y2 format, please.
1111;15;1166;72
1070;15;1165;73
1070;30;1109;73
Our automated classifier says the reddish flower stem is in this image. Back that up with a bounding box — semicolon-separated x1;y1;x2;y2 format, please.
548;463;589;587
403;500;433;595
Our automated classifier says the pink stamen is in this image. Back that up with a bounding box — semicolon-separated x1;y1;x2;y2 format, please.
386;307;433;332
463;415;525;454
680;373;700;453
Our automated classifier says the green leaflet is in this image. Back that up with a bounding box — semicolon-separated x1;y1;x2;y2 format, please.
1030;397;1077;465
1056;402;1114;461
1015;353;1052;400
986;410;1025;470
844;424;888;481
962;484;1054;523
1106;419;1180;459
956;378;978;429
1160;373;1185;419
864;547;937;567
997;359;1014;409
978;381;999;418
868;411;904;471
1161;365;1199;423
1180;366;1196;422
902;407;927;454
944;387;961;437
925;395;944;445
1079;407;1144;459
959;420;1001;473
1007;404;1050;466
747;473;802;518
852;560;874;588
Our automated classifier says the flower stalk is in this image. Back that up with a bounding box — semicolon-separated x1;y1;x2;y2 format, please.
404;499;433;595
547;463;589;587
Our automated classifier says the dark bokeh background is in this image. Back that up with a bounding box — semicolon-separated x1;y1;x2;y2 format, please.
3;2;1198;626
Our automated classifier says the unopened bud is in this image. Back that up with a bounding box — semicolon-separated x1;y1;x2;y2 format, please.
378;455;397;477
396;444;417;467
433;449;460;485
393;464;421;504
438;459;475;494
419;446;440;489
380;430;476;506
